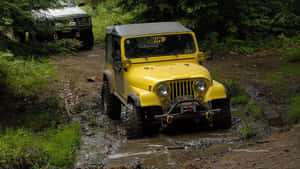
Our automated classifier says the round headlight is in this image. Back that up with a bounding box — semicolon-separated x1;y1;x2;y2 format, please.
195;80;207;93
157;84;170;97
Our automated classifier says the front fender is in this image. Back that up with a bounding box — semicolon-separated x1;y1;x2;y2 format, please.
129;86;161;107
103;69;114;93
203;80;227;102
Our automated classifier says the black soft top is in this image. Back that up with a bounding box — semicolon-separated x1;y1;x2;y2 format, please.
106;22;192;37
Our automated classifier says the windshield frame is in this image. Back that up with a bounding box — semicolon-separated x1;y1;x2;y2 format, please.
121;32;199;63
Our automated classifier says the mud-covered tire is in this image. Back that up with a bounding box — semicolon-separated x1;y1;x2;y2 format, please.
212;99;232;129
81;30;94;50
101;80;121;120
123;102;144;139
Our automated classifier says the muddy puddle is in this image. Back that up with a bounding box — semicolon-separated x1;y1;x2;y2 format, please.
104;130;240;169
73;101;243;169
73;100;283;169
72;86;283;169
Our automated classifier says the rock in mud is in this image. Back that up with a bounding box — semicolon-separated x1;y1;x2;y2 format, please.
87;76;97;82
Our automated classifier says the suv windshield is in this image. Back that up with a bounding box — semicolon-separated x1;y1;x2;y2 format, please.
56;0;77;7
125;34;196;58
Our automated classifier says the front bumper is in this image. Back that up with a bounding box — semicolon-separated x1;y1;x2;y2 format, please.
52;26;91;40
154;99;221;124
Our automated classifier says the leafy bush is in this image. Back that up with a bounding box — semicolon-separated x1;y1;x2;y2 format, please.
0;51;56;96
30;39;82;57
0;123;81;169
81;3;134;44
119;0;300;48
242;127;256;139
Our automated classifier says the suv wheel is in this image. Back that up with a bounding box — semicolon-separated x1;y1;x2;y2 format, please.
212;99;232;129
82;30;94;50
101;80;121;120
122;102;144;138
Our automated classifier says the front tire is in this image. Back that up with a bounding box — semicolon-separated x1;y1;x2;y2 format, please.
122;102;144;138
212;99;232;129
101;80;121;120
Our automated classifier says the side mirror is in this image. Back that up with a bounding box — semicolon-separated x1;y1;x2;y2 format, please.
78;2;85;7
197;52;206;64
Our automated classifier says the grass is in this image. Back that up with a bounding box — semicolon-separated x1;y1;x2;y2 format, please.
200;33;300;56
231;94;249;105
211;72;249;101
88;114;98;127
242;127;256;139
211;72;264;122
0;122;80;169
280;63;300;75
286;95;300;124
246;100;263;120
256;72;286;85
0;51;56;97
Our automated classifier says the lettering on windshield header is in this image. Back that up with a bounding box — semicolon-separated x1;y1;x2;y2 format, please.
152;36;167;44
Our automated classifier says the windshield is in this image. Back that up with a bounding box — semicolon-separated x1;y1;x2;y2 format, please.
56;0;77;7
124;34;196;58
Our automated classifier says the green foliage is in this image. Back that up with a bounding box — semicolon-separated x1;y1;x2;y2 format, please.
15;97;65;131
0;123;81;169
81;2;134;44
119;0;300;52
42;123;81;168
88;114;98;127
247;100;263;120
0;51;56;96
286;47;300;63
256;72;285;84
242;127;256;139
220;79;245;98
286;95;300;124
280;63;300;75
231;94;249;105
32;39;82;57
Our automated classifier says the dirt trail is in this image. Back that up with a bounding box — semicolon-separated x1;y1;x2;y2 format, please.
51;45;299;169
185;124;300;169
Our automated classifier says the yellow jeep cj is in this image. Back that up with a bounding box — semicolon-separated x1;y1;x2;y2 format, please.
102;22;231;138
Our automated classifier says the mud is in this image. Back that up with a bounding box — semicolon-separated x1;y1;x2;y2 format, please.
52;45;288;169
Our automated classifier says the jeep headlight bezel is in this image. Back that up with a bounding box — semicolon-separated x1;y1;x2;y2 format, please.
157;83;170;97
195;80;207;93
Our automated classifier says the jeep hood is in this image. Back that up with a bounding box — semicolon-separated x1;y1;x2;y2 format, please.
32;7;88;20
128;62;211;91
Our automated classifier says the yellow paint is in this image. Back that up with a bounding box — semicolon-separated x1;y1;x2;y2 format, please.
105;31;227;108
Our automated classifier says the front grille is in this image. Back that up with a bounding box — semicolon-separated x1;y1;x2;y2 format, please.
168;80;195;102
75;17;90;26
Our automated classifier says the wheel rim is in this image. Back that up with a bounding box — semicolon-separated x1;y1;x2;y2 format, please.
102;87;108;114
123;103;133;121
103;96;108;114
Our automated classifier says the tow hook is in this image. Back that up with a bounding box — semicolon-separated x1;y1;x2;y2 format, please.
166;115;174;124
205;111;214;121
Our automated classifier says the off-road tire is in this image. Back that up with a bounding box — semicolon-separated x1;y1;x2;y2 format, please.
212;99;232;129
123;102;144;139
81;30;94;50
101;80;121;120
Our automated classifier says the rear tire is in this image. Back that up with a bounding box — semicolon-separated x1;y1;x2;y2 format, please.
101;80;121;120
212;99;232;129
123;102;144;138
81;30;94;50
